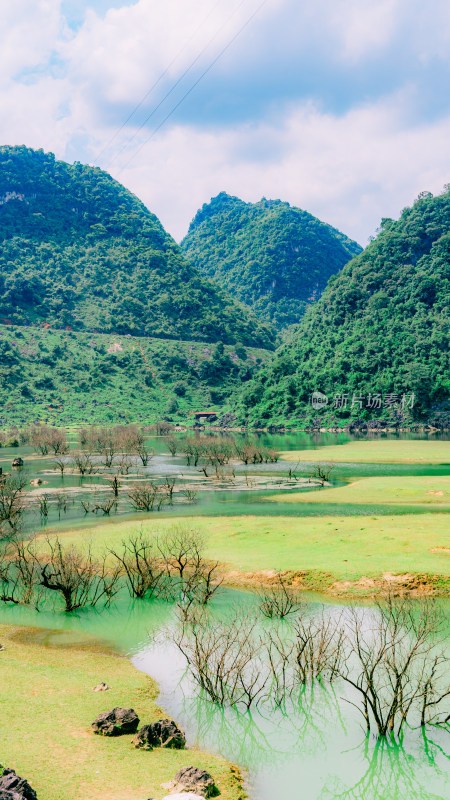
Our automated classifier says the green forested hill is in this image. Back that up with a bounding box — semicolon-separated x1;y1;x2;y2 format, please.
0;324;269;426
181;192;362;330
236;190;450;425
0;147;274;348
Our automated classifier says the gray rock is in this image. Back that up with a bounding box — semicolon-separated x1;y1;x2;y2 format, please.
171;766;219;798
133;719;185;751
91;706;139;736
0;767;38;800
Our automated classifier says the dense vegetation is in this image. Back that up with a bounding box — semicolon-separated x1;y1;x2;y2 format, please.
0;147;274;348
0;324;268;425
236;190;450;425
181;192;362;330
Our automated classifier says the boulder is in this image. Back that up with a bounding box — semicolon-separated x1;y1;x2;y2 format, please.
92;682;110;692
133;719;185;751
91;707;139;736
169;767;219;798
0;767;38;800
11;458;23;468
29;479;42;487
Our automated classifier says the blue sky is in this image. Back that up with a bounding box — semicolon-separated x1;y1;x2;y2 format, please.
2;0;450;243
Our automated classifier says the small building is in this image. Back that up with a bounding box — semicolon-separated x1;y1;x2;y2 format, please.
193;411;218;423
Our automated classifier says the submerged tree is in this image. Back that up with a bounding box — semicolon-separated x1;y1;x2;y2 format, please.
339;595;450;737
39;537;120;612
0;474;27;539
0;536;43;608
109;532;164;599
258;573;300;619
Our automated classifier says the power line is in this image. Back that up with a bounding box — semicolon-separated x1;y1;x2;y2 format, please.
101;0;250;168
93;0;226;164
117;0;268;175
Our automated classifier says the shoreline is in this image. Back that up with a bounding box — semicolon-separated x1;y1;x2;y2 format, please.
220;566;450;599
0;621;246;800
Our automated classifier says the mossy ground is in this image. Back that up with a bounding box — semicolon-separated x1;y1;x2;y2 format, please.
268;475;450;505
279;439;450;464
52;511;450;592
0;624;244;800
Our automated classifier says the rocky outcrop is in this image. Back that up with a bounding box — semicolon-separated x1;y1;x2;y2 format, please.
168;766;219;798
0;767;38;800
91;707;139;736
133;719;185;751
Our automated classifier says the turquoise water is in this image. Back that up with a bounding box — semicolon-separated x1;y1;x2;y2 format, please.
2;431;450;531
1;431;449;797
0;590;448;800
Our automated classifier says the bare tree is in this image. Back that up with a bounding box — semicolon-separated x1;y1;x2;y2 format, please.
38;493;49;519
117;453;133;475
80;498;91;515
55;493;69;519
52;456;67;476
0;474;26;538
309;463;335;485
100;433;117;467
91;494;117;516
339;596;450;737
258;573;301;619
109;532;163;599
39;537;120;612
71;451;98;475
48;428;69;455
30;425;68;455
0;536;43;608
105;474;121;497
292;609;346;685
158;526;203;581
166;436;178;457
162;476;176;505
180;487;198;504
158;526;222;605
128;428;153;466
128;481;166;511
174;609;268;710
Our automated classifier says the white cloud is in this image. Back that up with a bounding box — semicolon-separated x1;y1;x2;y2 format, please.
1;0;450;250
113;92;450;245
0;1;62;87
327;0;403;63
63;0;269;108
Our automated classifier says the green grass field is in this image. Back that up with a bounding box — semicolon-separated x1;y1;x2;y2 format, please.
53;512;450;591
0;624;243;800
269;476;450;506
280;440;450;464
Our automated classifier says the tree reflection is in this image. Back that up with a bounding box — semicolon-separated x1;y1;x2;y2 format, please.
176;681;348;769
321;732;449;800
